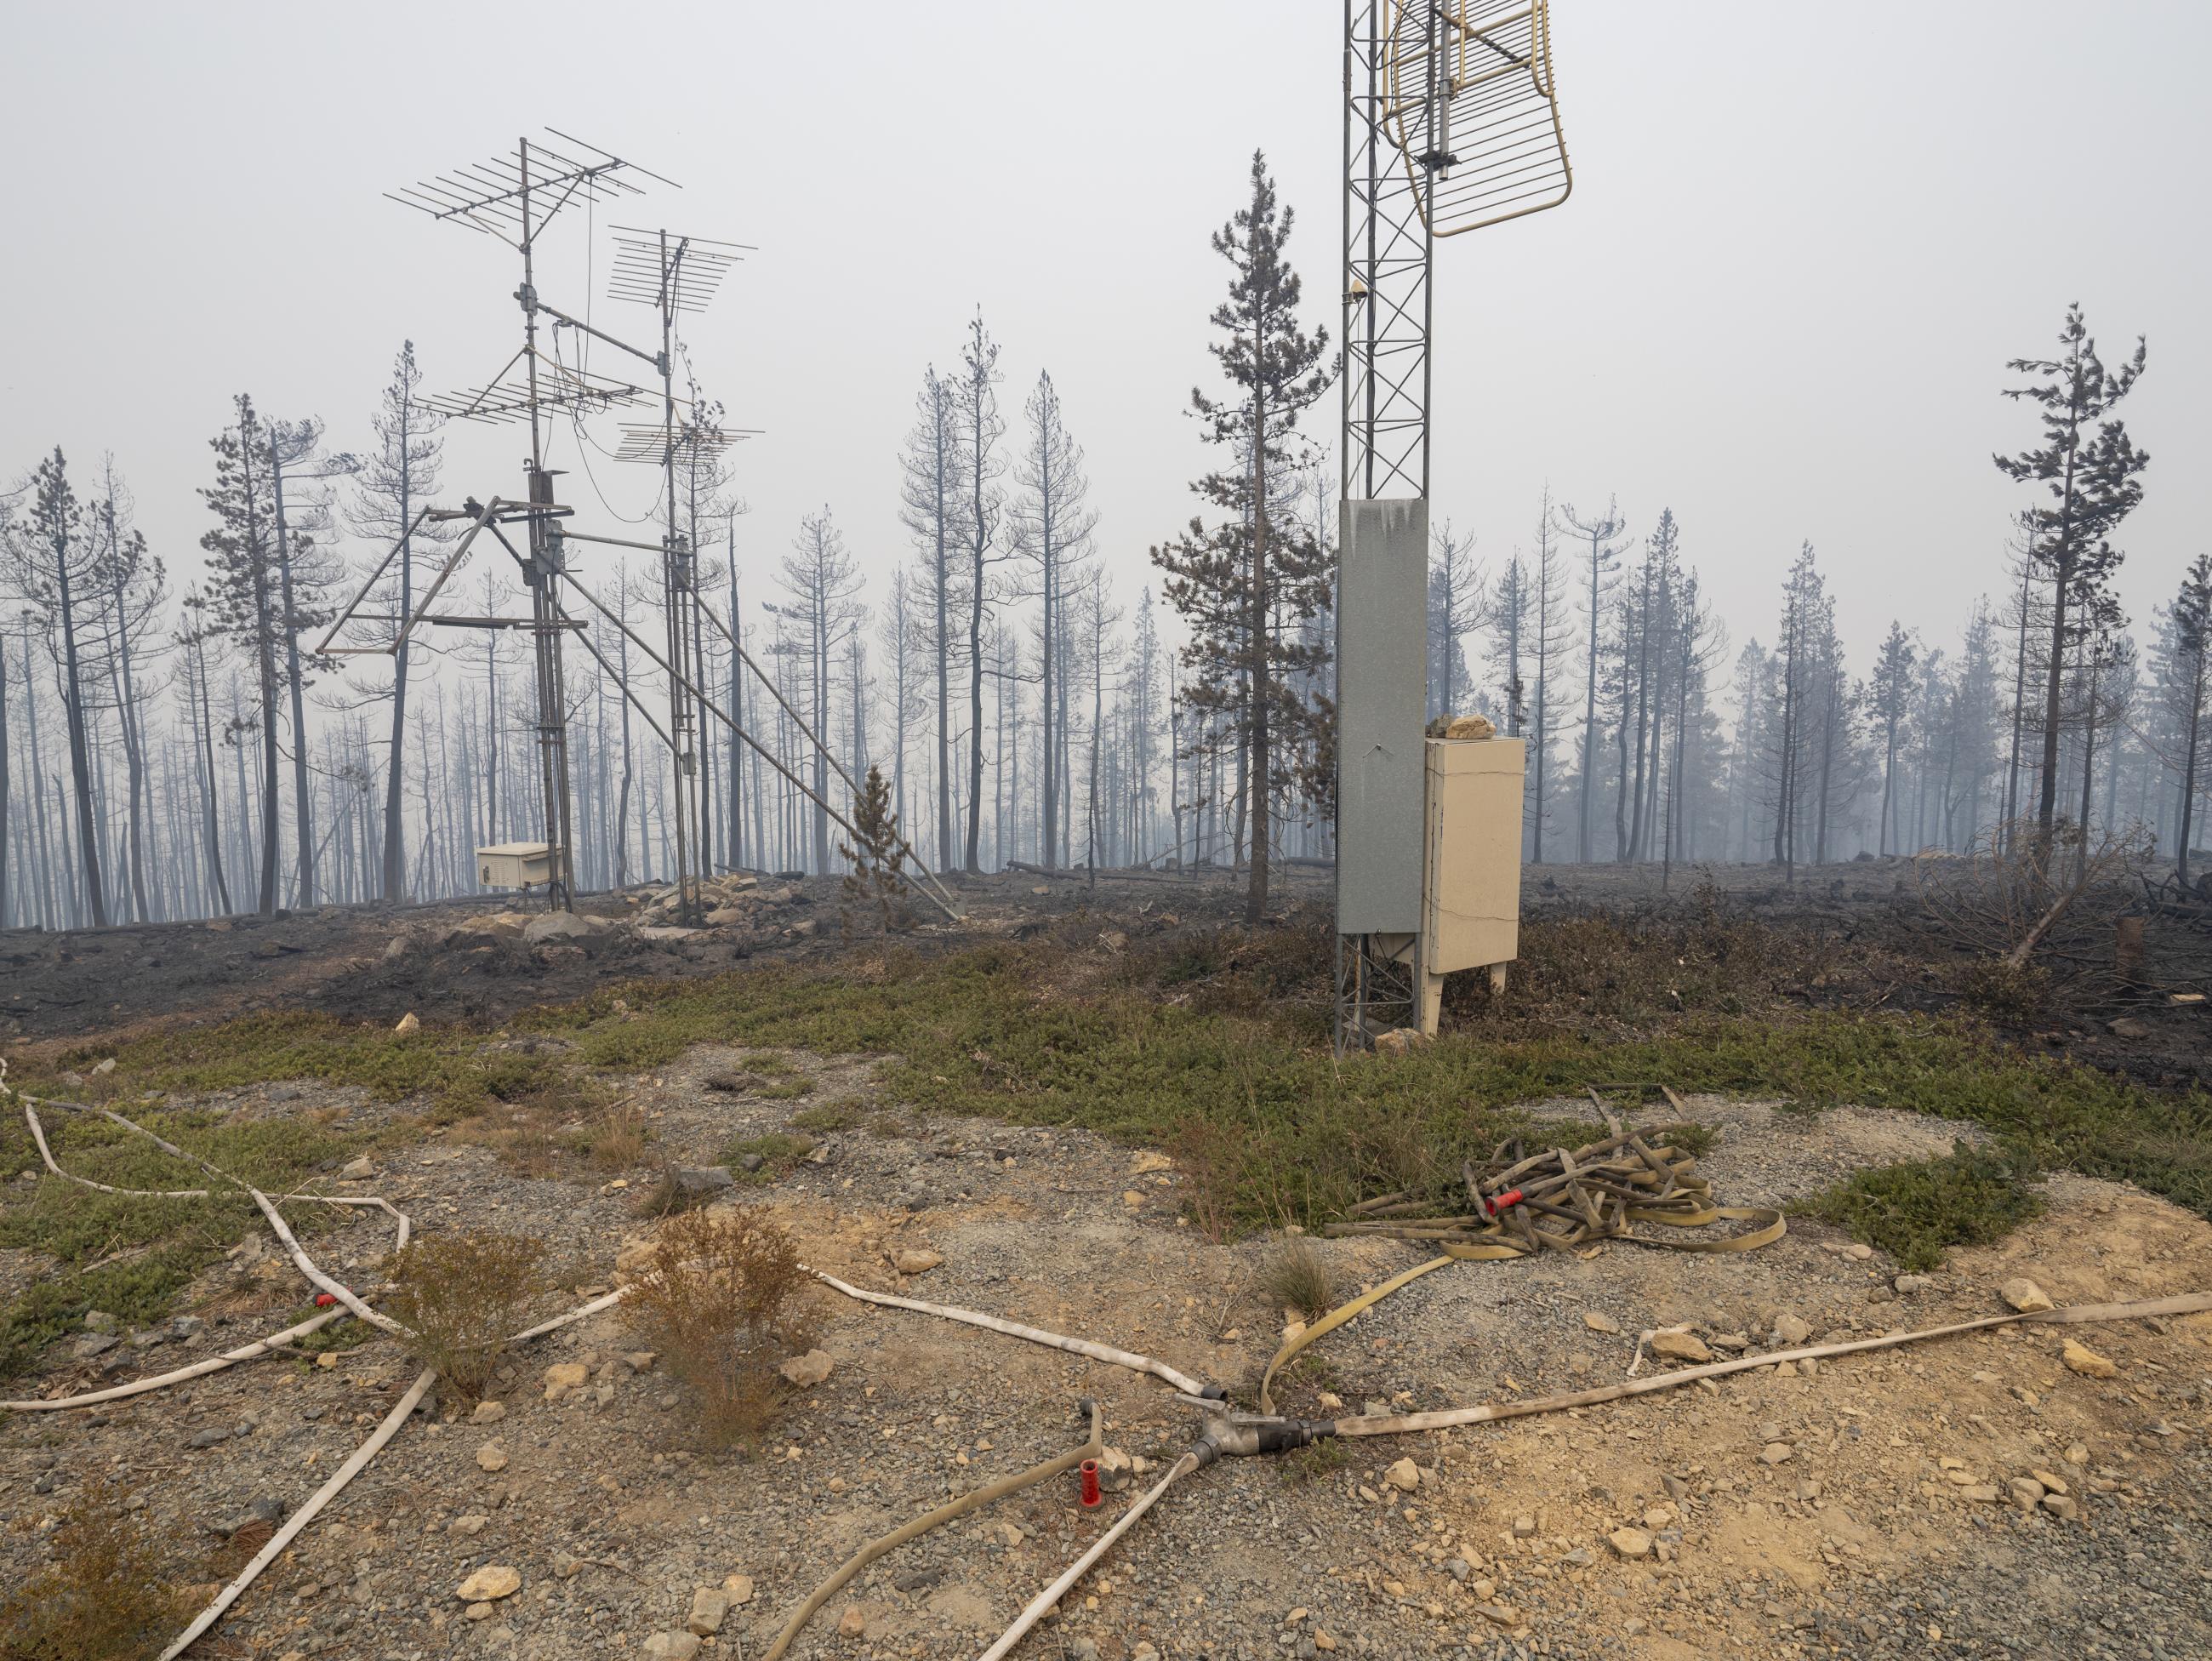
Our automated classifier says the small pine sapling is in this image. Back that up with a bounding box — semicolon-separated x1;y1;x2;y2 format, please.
836;764;914;932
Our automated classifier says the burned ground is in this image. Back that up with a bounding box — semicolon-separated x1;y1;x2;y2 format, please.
0;864;2206;1661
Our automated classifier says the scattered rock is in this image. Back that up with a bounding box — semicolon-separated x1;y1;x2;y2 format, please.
552;1550;584;1578
2002;1277;2055;1314
544;1362;590;1400
1608;1527;1654;1559
1959;1484;2003;1504
2042;1493;2080;1521
470;1401;508;1425
1582;1312;1621;1334
723;1573;755;1604
1383;1457;1421;1493
671;1165;734;1199
2061;1339;2118;1379
83;1310;119;1335
642;1634;702;1661
456;1565;521;1602
1771;1313;1812;1345
1095;1447;1133;1493
394;1012;420;1035
2107;1016;2151;1039
836;1606;867;1638
893;1248;944;1276
779;1349;835;1387
1893;1274;1933;1294
1649;1330;1712;1363
1760;1442;1795;1466
687;1587;730;1635
522;910;606;945
475;1442;509;1473
1512;1515;1536;1538
1371;1027;1431;1057
339;1156;374;1180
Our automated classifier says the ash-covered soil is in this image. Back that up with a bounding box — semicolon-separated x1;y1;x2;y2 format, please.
2;1048;2206;1661
0;867;1320;1043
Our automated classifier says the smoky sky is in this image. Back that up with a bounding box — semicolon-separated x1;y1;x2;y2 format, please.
3;2;2206;688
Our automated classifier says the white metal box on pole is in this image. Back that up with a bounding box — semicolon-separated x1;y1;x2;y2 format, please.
1417;737;1525;1030
476;842;554;890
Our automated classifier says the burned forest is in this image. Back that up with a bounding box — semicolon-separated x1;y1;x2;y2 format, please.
0;8;2209;1661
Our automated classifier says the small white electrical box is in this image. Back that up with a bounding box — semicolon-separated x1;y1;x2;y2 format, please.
476;842;553;889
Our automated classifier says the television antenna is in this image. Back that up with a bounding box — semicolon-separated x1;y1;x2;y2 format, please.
1335;2;1573;1050
323;132;967;925
605;225;755;924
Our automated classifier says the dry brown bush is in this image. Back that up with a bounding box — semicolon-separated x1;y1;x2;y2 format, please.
622;1206;817;1451
385;1229;549;1402
0;1477;193;1661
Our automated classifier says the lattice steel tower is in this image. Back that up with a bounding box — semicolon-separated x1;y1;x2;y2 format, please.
1336;2;1573;1048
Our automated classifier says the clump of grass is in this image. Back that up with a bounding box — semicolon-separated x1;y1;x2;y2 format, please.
721;1133;816;1185
0;1477;195;1660
1658;1122;1718;1158
1949;957;2051;1023
760;1078;815;1101
580;1100;651;1170
0;1107;359;1378
1791;1140;2044;1273
790;1098;868;1133
384;1229;548;1402
1275;1438;1354;1485
1170;1114;1246;1245
621;1206;816;1452
1260;1237;1337;1323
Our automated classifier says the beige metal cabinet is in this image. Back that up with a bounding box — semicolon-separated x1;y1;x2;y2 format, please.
1417;737;1525;1030
477;842;554;890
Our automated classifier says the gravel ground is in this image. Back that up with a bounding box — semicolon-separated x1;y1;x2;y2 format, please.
0;1059;2205;1661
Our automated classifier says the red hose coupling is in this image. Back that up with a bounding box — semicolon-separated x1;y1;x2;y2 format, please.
314;1293;338;1308
1485;1189;1525;1217
1078;1459;1103;1509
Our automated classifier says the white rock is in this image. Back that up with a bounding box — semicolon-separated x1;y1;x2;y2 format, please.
779;1349;835;1387
1383;1458;1421;1493
394;1012;420;1035
2001;1277;2055;1314
339;1156;374;1180
641;1634;702;1661
722;1573;755;1604
475;1442;508;1473
470;1401;507;1425
1771;1313;1812;1345
1607;1527;1653;1559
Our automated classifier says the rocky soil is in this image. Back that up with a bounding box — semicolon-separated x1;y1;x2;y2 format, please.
1;1044;2206;1661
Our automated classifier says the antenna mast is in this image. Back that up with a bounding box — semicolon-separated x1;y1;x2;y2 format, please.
1335;2;1573;1049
